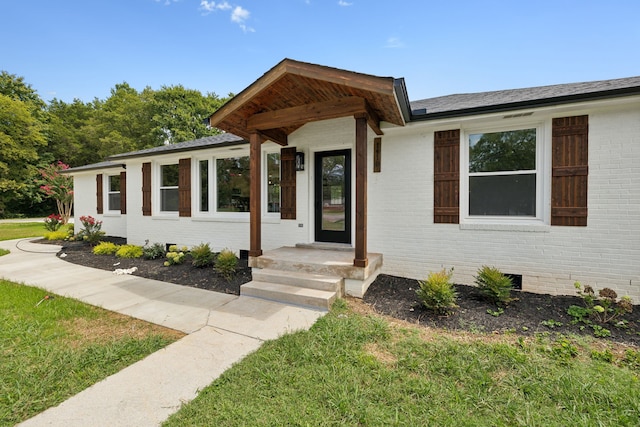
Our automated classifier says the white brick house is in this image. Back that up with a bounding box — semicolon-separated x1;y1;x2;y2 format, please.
67;59;640;302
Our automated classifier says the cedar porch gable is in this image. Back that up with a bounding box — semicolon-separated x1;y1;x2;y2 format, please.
208;58;408;267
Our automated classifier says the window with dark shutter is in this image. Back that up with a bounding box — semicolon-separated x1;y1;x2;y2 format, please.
280;147;296;220
551;115;588;226
142;162;151;216
178;158;191;217
434;129;460;224
96;174;103;214
119;171;127;214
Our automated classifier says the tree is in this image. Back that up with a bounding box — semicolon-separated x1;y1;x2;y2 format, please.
0;94;47;215
147;85;228;144
39;162;74;223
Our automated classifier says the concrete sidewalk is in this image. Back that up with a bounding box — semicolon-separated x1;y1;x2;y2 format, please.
0;238;326;426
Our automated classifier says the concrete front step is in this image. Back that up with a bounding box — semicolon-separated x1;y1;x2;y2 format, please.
241;281;337;310
252;268;343;293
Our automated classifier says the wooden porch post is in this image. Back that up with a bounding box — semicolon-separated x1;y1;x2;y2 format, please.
354;115;368;267
249;132;263;257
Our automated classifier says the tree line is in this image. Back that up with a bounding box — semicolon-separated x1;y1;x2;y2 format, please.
0;71;231;217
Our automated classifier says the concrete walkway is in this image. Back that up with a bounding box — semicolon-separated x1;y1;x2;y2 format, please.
0;238;326;426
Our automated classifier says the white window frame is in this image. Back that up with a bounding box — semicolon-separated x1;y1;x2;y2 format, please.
155;161;180;216
212;151;251;218
461;122;546;226
106;174;121;213
193;157;212;216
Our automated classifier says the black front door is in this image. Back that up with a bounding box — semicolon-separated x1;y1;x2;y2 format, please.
315;150;351;244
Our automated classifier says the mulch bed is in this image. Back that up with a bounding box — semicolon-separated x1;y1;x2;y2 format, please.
41;238;639;347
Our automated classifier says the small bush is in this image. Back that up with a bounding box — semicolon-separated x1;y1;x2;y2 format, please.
44;213;63;231
116;244;143;259
44;230;69;241
191;243;214;268
76;215;105;245
572;281;633;325
164;245;187;266
416;268;458;314
215;248;238;279
474;265;514;305
92;241;120;255
143;242;165;260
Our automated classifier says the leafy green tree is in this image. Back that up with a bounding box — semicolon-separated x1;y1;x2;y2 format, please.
148;85;227;144
0;94;47;215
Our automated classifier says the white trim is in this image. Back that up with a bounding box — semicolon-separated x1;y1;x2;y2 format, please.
154;161;179;217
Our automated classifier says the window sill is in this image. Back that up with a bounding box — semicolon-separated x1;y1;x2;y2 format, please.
103;212;122;217
460;222;550;233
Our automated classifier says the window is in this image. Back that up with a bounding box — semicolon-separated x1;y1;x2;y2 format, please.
108;175;121;211
199;160;209;212
467;128;537;217
216;156;250;212
266;153;280;213
160;163;179;212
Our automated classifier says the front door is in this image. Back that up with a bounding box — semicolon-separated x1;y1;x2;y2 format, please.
315;150;351;244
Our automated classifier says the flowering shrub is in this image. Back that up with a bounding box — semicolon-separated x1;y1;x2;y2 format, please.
77;215;105;245
44;213;63;231
164;245;188;266
39;162;74;224
570;282;633;324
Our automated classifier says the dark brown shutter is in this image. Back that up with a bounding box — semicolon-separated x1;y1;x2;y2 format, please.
551;115;588;226
280;147;296;220
178;158;191;217
434;129;460;223
96;174;103;214
119;171;127;214
142;162;151;216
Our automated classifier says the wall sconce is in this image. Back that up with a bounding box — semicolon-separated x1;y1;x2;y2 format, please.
295;152;305;171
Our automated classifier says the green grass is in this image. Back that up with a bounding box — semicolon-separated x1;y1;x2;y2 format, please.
165;300;640;426
0;249;9;257
0;222;46;241
0;280;183;426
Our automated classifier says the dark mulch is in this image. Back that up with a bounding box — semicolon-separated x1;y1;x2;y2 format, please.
49;238;249;296
364;274;640;347
40;238;639;347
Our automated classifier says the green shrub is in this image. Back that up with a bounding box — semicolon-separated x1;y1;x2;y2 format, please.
416;268;458;314
44;230;69;241
474;266;514;305
76;215;105;245
191;243;214;268
572;281;633;325
164;245;188;266
143;242;165;260
92;241;120;255
215;248;238;279
115;244;143;259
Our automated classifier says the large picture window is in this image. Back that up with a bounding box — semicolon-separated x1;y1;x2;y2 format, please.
468;128;537;217
160;163;179;212
107;175;121;211
217;156;250;212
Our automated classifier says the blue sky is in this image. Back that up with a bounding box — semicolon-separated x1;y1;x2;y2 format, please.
1;0;639;104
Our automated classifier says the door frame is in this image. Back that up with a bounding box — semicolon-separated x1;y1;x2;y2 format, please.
314;149;352;244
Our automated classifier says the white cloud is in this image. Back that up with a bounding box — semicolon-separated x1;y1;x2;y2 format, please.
384;37;405;48
199;1;232;14
231;6;254;32
156;0;180;5
338;0;353;6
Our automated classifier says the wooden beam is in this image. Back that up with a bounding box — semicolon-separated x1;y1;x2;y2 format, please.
248;97;369;131
354;116;368;268
249;132;263;258
258;129;288;146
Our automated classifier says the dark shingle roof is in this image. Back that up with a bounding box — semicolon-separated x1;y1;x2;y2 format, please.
108;133;246;160
409;76;640;119
62;161;123;174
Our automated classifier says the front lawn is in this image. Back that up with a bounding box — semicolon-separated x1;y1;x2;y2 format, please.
0;222;46;241
0;280;184;426
164;299;640;426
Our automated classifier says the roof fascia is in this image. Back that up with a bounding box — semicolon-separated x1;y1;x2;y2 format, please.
410;86;640;122
108;139;248;161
